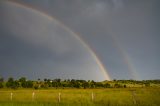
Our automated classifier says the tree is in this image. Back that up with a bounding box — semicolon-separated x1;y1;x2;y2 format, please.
73;80;81;88
25;80;33;88
12;80;19;89
114;83;122;88
40;82;48;88
0;77;4;88
113;79;117;82
95;82;104;88
6;77;14;88
0;82;3;88
90;80;96;88
6;77;19;89
34;83;39;90
19;77;27;88
82;81;89;89
0;77;4;82
19;77;26;82
104;83;111;88
44;78;47;82
144;82;150;87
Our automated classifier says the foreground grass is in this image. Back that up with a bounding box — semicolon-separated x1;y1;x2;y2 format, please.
0;88;159;106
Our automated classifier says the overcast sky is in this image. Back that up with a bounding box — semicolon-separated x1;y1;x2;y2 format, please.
0;0;159;81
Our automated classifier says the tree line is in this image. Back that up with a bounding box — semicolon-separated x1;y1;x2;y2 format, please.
0;77;159;89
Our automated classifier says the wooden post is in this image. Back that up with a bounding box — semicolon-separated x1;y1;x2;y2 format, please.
91;92;94;101
132;91;137;104
58;92;61;102
10;92;13;101
32;92;35;101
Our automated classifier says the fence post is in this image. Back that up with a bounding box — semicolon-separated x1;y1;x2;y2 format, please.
32;92;35;101
58;92;61;103
131;91;137;104
10;92;13;101
91;92;94;101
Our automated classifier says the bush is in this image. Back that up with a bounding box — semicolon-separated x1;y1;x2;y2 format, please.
114;83;122;88
34;84;39;90
104;83;111;88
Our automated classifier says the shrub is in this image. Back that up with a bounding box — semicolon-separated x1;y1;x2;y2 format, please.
34;84;39;90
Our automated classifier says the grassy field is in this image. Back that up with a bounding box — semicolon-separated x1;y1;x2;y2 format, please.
0;88;160;106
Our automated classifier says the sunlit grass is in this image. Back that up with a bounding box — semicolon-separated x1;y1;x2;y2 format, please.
0;88;160;106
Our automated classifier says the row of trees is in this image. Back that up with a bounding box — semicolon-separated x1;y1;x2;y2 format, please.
113;79;160;84
0;77;159;89
0;77;33;89
0;77;113;89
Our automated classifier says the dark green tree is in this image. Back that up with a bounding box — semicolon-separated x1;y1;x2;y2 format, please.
6;77;19;89
6;77;14;88
82;81;89;89
0;82;3;88
0;77;4;82
25;80;33;88
104;83;111;88
19;77;26;82
34;83;39;90
19;77;27;88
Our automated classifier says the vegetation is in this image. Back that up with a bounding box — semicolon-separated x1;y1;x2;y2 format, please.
0;76;159;105
0;88;160;106
0;77;160;89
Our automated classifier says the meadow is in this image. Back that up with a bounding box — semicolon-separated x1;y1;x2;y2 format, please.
0;88;160;106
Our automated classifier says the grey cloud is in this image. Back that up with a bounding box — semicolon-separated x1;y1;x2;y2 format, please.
0;0;160;80
0;1;108;81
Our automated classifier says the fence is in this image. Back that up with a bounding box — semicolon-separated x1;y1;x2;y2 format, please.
0;91;96;103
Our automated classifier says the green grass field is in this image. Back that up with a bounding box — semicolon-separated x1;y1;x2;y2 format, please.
0;88;160;106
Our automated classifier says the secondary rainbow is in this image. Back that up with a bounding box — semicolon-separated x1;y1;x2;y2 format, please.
109;32;139;80
6;0;111;80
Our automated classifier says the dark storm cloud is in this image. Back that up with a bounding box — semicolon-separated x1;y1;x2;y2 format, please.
0;1;107;81
0;0;160;80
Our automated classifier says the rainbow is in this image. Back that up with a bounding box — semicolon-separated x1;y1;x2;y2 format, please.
109;32;139;80
5;0;111;80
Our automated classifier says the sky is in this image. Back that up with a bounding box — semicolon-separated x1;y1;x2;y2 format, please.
0;0;159;81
